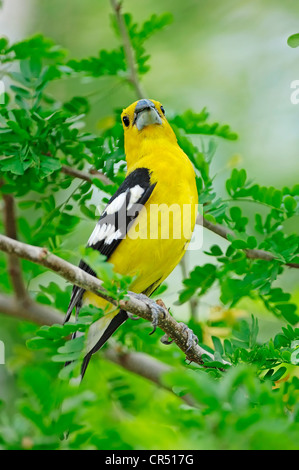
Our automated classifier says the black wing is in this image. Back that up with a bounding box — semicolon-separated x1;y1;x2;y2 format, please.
64;167;156;322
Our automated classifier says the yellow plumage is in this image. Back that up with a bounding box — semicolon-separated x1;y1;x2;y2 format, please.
67;99;198;375
84;99;197;305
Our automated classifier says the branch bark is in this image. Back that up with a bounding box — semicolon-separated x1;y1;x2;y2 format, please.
1;182;28;299
0;293;63;325
0;234;216;366
61;165;113;186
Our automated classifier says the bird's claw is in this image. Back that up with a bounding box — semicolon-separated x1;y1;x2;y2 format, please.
179;322;199;353
127;312;140;320
160;334;174;345
129;293;167;335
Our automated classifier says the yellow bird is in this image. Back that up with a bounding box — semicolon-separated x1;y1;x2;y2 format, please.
64;99;198;377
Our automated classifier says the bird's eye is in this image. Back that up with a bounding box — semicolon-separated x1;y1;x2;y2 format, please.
122;115;130;127
160;105;165;115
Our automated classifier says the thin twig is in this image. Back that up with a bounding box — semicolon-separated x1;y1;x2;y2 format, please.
61;165;113;186
110;0;145;99
197;214;299;269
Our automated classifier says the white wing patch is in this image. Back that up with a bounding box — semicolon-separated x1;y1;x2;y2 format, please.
87;185;145;247
105;192;127;215
127;185;145;210
88;223;117;246
105;228;122;245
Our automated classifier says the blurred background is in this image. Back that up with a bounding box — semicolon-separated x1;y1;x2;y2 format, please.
0;0;298;449
1;0;299;185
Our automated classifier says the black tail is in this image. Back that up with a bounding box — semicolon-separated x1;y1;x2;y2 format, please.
80;309;128;379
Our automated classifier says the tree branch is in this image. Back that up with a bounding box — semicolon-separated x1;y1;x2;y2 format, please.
0;293;63;325
0;292;195;405
103;342;195;406
61;165;113;186
1;182;28;300
198;214;299;269
110;0;145;99
0;234;218;366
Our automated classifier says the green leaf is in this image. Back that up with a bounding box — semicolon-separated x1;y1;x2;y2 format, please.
179;263;217;303
63;96;90;114
284;195;296;213
231;239;248;249
212;336;224;355
0;155;29;175
205;244;223;256
7;120;30;139
8;34;67;60
275;303;299;325
272;189;282;208
230;206;242;220
274;333;289;348
57;336;85;355
38;156;61;178
52;352;82;362
171;109;238;140
26;337;55;350
287;33;299;48
0;36;8;51
10;85;31;99
247;236;257;249
270;367;287;382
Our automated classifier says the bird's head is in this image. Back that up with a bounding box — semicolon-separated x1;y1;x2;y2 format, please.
121;99;177;168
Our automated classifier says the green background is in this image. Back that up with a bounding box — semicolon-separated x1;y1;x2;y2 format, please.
0;0;298;450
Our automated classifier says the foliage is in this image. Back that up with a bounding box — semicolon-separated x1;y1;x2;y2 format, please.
0;2;298;450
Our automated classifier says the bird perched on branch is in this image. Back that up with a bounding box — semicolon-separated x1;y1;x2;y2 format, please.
64;99;198;378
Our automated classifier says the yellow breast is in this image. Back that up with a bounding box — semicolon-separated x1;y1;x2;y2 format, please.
110;143;198;293
84;138;198;309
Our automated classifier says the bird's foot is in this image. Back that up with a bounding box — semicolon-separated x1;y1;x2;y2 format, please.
129;293;167;334
160;334;174;345
179;322;199;353
156;299;174;344
127;312;141;320
161;323;198;350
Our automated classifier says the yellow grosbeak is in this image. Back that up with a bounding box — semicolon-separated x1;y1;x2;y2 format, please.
65;99;198;377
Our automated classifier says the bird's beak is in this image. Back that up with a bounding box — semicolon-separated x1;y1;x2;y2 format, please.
134;99;162;131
